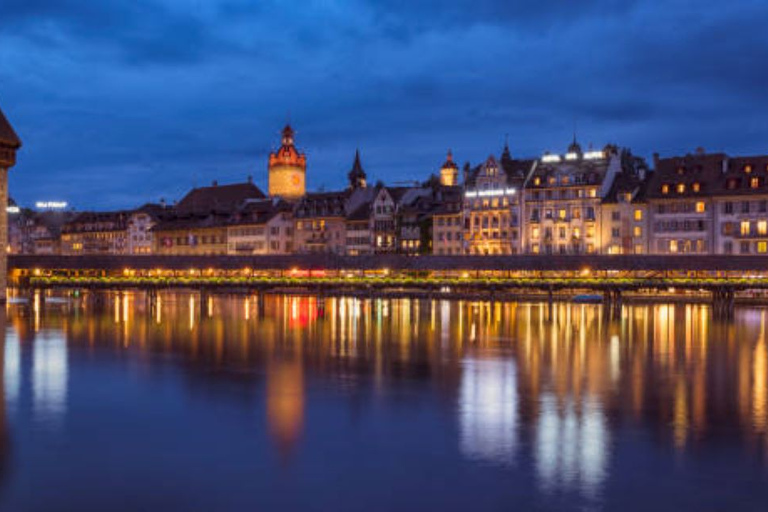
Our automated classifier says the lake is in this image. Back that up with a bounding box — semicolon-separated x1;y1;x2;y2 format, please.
0;292;766;511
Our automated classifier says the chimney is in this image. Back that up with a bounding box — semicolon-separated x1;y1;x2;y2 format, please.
247;175;253;184
652;153;660;169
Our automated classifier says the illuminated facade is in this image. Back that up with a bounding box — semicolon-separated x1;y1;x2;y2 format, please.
524;141;646;254
268;125;307;201
710;155;768;255
464;147;530;255
61;211;130;255
646;151;720;254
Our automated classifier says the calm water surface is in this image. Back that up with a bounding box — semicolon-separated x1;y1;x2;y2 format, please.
0;292;767;511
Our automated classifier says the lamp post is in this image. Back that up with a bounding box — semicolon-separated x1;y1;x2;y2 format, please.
0;107;21;303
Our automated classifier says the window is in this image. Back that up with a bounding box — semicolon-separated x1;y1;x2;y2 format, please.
633;226;642;238
661;184;670;194
558;209;567;220
759;242;768;254
676;183;686;194
695;202;705;213
759;221;768;236
692;182;701;193
724;241;733;254
745;164;753;174
612;227;621;238
634;209;643;221
573;228;581;239
741;241;750;254
724;202;734;214
611;211;620;221
532;227;540;238
742;201;751;214
741;221;751;236
533;177;541;186
669;240;678;253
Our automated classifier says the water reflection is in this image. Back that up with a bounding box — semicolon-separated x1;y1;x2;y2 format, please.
459;358;518;465
1;294;768;507
32;332;68;426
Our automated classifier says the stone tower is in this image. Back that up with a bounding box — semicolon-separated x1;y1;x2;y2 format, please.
268;124;306;201
348;150;367;190
440;150;459;186
0;107;21;303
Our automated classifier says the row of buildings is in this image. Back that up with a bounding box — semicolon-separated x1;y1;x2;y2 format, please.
11;125;768;256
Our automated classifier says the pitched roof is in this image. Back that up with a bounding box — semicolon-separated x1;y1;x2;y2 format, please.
646;152;726;199
176;182;265;215
0;106;21;149
714;155;768;197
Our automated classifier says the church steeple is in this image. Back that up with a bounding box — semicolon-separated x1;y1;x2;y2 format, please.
348;149;367;189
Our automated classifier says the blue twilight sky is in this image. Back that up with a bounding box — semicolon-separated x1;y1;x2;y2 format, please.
1;0;768;209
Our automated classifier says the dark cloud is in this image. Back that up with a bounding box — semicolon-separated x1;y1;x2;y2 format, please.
0;0;767;208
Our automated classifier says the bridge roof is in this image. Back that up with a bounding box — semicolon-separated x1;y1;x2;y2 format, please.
10;254;768;272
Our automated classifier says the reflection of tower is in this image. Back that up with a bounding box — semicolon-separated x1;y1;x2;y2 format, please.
0;310;10;481
0;107;21;303
439;150;459;187
266;360;305;457
268;125;306;200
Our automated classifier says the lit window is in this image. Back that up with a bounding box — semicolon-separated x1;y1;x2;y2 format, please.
533;177;541;186
692;182;701;192
759;221;768;236
669;240;678;253
661;184;670;194
633;226;642;237
676;183;686;194
634;209;643;221
741;220;751;236
558;209;567;220
745;164;753;174
573;227;581;239
532;227;540;238
759;242;768;254
588;189;597;198
695;202;705;213
751;177;760;189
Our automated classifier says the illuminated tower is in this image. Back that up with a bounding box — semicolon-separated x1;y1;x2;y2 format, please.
0;107;21;303
268;124;306;200
440;150;459;186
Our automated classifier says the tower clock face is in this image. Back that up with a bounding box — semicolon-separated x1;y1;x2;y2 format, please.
291;173;301;186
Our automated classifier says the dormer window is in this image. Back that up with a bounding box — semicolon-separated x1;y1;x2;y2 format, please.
745;164;753;174
751;177;760;189
676;167;685;175
548;177;556;185
692;182;701;193
676;183;686;194
661;184;670;194
533;177;541;186
727;178;738;190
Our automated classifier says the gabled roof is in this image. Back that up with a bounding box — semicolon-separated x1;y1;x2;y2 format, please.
176;182;265;215
229;198;292;226
0;106;21;149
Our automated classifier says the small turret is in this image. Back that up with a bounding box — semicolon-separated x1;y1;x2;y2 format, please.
440;150;459;186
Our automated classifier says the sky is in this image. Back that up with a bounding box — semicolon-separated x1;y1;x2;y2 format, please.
1;0;768;210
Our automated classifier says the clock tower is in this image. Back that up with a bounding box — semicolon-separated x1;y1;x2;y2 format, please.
268;124;306;201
